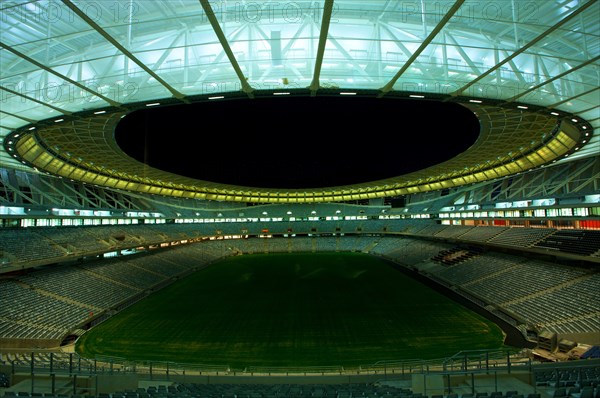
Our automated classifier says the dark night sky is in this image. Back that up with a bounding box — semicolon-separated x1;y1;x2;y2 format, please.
115;96;480;189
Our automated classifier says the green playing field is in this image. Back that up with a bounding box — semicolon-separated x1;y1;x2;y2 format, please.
75;252;507;368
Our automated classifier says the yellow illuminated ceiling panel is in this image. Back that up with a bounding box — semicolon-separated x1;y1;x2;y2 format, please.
6;101;587;203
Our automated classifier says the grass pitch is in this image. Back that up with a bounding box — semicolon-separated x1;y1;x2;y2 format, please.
76;252;507;368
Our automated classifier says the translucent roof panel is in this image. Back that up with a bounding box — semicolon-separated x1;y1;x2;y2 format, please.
233;18;320;91
1;0;598;173
95;0;241;95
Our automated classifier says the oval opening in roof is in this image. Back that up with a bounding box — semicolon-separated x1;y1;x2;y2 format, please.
115;96;480;189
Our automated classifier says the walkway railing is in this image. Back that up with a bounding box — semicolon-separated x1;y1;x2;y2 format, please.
1;349;532;379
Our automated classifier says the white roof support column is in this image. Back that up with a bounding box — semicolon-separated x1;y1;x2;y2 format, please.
378;0;465;98
450;0;596;98
309;0;335;96
506;55;600;104
199;0;255;98
61;0;189;103
0;43;122;108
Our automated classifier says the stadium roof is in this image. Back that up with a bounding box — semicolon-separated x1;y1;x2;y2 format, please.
1;0;598;203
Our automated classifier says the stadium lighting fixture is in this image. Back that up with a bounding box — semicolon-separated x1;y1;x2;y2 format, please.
94;110;106;115
146;103;160;107
517;105;528;109
469;99;482;103
340;92;357;95
208;96;225;100
409;95;425;98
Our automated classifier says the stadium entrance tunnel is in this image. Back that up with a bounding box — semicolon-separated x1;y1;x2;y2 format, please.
115;96;480;189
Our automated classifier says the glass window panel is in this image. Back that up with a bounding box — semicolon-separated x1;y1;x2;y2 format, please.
15;135;36;152
520;70;599;106
504;162;522;173
535;147;555;161
21;143;44;161
526;152;545;165
555;86;600;114
57;163;74;177
546;139;568;154
29;152;53;168
1;1;96;44
557;131;576;146
43;158;63;173
515;157;533;169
